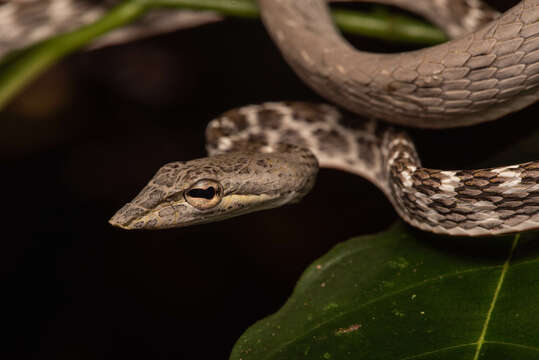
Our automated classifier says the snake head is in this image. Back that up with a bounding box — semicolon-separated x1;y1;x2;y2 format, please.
109;150;318;230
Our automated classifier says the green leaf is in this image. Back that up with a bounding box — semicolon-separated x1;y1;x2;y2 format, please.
230;222;539;360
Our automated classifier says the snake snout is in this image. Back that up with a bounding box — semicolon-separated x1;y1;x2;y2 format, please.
109;202;148;230
109;183;176;230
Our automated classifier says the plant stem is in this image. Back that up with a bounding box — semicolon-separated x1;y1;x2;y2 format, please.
146;0;259;17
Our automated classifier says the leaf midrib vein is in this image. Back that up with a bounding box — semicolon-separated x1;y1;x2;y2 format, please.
472;234;519;360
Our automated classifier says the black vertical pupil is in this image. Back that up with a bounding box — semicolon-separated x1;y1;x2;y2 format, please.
188;187;216;199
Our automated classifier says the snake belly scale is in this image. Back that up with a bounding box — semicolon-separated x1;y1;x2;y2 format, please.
109;102;539;236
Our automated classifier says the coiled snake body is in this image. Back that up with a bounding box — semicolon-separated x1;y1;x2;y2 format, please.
13;0;533;235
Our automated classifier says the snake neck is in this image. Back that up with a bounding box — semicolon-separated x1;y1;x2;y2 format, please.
205;102;417;198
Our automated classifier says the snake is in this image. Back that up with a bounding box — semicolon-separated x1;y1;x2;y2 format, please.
108;100;539;236
1;0;537;236
106;0;539;236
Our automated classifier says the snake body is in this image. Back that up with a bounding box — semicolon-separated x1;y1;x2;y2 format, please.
1;0;537;235
108;101;539;236
260;0;539;128
107;0;539;236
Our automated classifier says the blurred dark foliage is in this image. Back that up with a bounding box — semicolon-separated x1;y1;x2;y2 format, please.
1;1;536;359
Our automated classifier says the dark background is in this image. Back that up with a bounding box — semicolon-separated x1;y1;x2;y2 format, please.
2;1;537;358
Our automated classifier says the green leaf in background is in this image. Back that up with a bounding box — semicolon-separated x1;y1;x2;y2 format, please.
231;223;539;359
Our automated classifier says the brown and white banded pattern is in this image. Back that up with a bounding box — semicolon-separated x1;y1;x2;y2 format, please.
386;132;539;235
110;102;539;236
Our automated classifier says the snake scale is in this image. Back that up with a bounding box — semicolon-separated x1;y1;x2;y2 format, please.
1;0;538;236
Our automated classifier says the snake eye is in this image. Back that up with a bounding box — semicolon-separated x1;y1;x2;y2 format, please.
184;179;223;209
